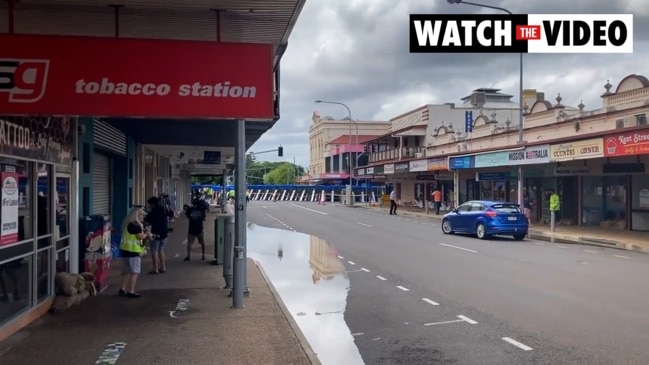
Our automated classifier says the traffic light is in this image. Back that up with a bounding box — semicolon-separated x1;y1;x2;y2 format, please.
278;146;283;157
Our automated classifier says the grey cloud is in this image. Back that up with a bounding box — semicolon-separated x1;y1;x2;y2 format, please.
252;0;646;168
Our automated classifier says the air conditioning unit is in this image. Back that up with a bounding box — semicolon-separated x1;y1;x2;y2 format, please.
415;152;423;158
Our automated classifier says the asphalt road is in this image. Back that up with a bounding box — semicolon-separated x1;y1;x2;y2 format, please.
247;200;649;365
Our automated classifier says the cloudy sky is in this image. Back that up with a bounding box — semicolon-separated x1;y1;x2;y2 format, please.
250;0;648;169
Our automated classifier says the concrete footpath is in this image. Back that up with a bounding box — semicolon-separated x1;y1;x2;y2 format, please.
0;214;316;365
349;204;649;254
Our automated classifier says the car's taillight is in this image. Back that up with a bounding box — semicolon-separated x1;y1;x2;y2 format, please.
485;210;497;218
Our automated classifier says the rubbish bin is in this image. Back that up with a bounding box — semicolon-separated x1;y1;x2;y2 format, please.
213;213;233;265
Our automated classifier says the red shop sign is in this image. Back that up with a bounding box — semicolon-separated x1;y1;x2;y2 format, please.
604;129;649;157
0;34;274;120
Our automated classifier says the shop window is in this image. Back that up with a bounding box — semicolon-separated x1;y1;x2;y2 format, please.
2;160;34;242
602;175;628;230
36;249;52;301
0;254;32;325
55;173;70;239
37;164;53;249
56;248;70;273
581;176;604;226
631;174;649;231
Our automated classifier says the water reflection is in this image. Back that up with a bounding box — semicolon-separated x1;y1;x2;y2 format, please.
247;223;364;365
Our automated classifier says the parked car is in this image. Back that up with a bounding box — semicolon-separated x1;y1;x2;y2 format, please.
441;200;528;240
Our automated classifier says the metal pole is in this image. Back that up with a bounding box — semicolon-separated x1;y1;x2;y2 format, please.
550;210;556;243
451;0;524;206
233;119;248;308
70;117;80;273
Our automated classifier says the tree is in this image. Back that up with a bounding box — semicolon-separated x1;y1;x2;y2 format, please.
266;163;300;185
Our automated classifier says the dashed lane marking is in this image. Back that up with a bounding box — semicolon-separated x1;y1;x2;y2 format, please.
360;268;370;272
457;315;478;324
438;243;477;253
351;333;365;336
338;255;344;259
348;261;356;265
424;319;464;327
614;254;632;259
356;222;372;227
289;203;329;215
376;275;387;281
422;298;439;306
396;285;410;292
584;250;599;254
502;337;533;351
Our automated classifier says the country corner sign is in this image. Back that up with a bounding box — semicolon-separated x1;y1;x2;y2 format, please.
0;34;274;120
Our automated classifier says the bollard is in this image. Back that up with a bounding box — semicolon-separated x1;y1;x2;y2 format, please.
232;245;245;308
550;210;556;243
223;215;234;289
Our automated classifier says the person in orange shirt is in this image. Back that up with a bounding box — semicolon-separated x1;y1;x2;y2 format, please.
432;187;442;215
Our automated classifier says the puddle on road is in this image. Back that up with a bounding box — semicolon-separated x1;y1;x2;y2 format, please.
247;223;364;365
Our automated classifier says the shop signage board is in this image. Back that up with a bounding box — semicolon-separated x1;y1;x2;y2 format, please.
550;138;604;161
357;168;366;176
427;157;447;171
395;162;409;173
448;155;474;169
604;129;649;157
0;116;74;165
475;172;514;181
409;159;427;172
474;151;510;168
372;165;383;174
506;144;551;165
1;171;19;246
366;167;375;174
0;34;274;119
416;174;437;180
384;164;395;174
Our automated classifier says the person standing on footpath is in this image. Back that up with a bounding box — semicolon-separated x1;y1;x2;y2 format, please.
432;187;442;215
389;189;398;215
119;207;151;298
184;199;206;261
145;196;175;274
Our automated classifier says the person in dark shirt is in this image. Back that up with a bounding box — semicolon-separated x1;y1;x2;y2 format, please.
119;207;151;298
184;199;206;261
144;196;175;274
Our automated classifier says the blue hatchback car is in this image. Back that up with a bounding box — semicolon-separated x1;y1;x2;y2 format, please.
441;200;529;240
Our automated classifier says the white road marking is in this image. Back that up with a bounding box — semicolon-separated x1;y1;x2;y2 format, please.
438;243;477;253
556;245;568;249
396;285;410;292
615;255;632;259
376;275;387;281
424;319;463;326
345;270;364;274
502;337;533;351
173;253;180;258
422;298;439;306
169;299;190;319
348;261;356;265
371;337;381;341
95;342;127;364
181;239;187;245
584;250;599;254
356;222;372;227
457;315;478;324
532;242;544;245
360;268;371;272
338;255;344;259
351;333;365;336
289;203;328;215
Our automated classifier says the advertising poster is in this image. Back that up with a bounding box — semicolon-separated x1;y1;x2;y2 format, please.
1;172;20;246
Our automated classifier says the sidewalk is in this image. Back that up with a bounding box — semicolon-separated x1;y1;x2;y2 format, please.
0;214;315;365
350;204;649;254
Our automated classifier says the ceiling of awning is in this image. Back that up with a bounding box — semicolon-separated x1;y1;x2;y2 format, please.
2;0;305;68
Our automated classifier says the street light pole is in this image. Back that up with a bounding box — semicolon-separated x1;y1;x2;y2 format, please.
448;0;525;206
315;99;358;205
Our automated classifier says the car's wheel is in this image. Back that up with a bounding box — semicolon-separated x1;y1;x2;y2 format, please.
441;219;453;234
513;233;526;241
476;223;489;239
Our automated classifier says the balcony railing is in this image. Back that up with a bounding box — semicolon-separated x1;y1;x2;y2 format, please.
368;147;426;163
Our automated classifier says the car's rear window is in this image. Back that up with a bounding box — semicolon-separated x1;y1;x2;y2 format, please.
492;204;521;213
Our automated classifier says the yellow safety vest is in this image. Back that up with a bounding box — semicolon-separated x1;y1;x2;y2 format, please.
549;193;560;211
120;229;144;254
